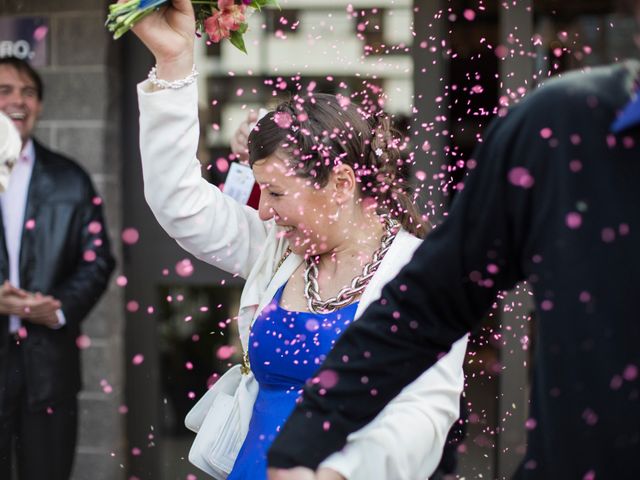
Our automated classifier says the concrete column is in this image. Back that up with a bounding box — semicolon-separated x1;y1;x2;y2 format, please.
411;0;448;224
496;2;535;478
498;0;535;105
119;32;163;480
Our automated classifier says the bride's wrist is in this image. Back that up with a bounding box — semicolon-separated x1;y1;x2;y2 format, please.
148;63;198;91
155;52;195;81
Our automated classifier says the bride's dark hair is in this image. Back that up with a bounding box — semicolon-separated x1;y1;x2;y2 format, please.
247;93;426;238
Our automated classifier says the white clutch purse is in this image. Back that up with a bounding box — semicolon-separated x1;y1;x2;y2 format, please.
185;364;258;479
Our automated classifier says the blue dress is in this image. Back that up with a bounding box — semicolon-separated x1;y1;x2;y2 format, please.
227;284;359;480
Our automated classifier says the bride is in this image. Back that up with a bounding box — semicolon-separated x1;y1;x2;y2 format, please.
124;0;468;478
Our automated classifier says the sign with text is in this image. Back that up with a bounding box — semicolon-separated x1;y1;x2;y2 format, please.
0;17;49;66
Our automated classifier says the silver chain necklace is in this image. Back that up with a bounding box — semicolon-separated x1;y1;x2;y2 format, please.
303;216;399;314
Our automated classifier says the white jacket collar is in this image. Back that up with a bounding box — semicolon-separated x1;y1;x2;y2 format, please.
236;227;420;350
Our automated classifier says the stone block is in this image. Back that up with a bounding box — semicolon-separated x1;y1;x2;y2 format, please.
52;13;109;67
40;70;107;122
77;396;124;450
91;175;123;250
33;124;55;147
81;341;123;394
83;287;123;339
56;126;106;175
72;450;126;480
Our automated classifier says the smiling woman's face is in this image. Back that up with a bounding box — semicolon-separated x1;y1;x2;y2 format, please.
252;153;343;256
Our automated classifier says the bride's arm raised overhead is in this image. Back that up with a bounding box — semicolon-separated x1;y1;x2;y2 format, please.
128;0;269;278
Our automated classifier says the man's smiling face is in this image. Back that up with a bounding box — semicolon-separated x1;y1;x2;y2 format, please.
0;65;42;147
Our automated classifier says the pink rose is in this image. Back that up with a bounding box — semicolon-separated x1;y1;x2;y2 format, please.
205;1;247;43
204;11;229;43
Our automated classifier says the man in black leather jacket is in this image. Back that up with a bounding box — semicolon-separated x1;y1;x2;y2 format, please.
0;56;115;480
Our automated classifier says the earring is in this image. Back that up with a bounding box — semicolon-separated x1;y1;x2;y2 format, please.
328;205;341;222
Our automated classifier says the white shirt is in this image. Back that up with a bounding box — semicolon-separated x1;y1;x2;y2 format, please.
0;139;64;333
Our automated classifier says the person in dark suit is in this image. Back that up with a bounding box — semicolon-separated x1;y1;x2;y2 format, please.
0;56;115;480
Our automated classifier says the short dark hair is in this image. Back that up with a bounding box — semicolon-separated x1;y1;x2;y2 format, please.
0;56;44;100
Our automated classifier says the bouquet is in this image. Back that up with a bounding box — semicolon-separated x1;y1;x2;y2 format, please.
106;0;278;53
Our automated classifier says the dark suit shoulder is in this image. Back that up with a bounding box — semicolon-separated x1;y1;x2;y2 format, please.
511;60;640;120
32;141;98;201
469;60;640;177
34;141;91;179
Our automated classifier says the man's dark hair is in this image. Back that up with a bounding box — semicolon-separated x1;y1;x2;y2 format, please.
0;56;44;100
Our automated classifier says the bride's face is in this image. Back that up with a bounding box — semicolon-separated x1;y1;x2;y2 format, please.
252;153;346;257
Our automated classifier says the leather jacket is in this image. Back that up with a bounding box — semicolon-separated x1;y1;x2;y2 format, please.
0;140;115;410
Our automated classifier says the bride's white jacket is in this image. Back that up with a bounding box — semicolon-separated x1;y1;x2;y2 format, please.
138;81;468;480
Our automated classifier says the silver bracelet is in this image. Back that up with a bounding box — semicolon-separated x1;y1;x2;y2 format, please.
148;64;199;90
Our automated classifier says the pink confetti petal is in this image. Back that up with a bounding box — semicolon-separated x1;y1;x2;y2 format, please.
33;25;48;42
216;345;236;360
122;228;140;245
76;334;91;349
508;167;535;188
623;364;638;381
88;221;102;234
175;259;194;277
566;212;582;229
216;157;229;173
274;111;292;129
316;369;339;389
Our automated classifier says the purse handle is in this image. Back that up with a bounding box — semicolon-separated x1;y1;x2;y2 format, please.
240;247;292;375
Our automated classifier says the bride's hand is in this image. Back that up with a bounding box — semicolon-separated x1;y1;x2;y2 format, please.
118;0;196;80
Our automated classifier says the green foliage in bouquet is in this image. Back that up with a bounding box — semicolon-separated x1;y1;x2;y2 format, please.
106;0;279;53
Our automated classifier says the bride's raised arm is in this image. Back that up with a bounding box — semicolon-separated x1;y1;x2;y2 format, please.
129;0;270;278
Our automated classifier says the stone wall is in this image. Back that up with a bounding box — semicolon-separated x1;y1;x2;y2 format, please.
1;1;125;479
